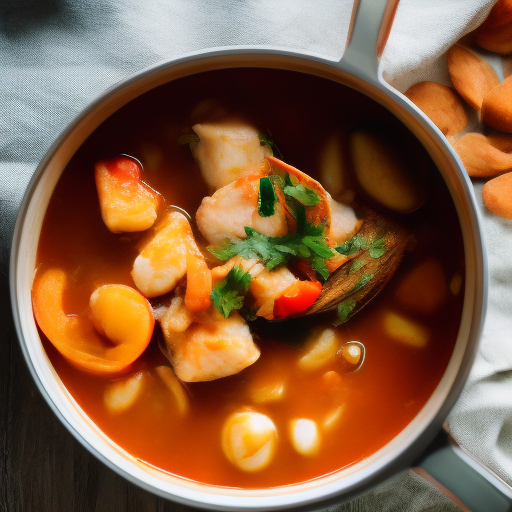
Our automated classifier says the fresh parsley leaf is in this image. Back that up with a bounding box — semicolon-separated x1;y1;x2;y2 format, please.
211;266;252;318
208;220;336;280
311;254;330;281
336;233;370;256
350;258;366;273
302;236;334;258
353;272;374;292
258;177;277;217
335;298;357;326
369;238;387;259
283;183;320;206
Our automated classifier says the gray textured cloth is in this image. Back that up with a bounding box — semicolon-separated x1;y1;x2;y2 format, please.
1;0;508;510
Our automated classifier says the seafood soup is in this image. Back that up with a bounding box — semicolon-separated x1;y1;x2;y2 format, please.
32;68;464;488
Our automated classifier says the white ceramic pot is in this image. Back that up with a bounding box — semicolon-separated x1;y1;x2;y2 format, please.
10;0;488;509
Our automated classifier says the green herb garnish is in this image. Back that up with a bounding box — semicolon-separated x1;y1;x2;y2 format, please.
336;233;387;259
369;237;387;259
283;182;320;206
211;266;252;318
208;221;335;281
336;233;370;255
335;298;357;326
258;177;277;217
354;272;374;292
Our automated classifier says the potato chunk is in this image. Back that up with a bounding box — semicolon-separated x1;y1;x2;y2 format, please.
298;328;339;372
104;371;147;413
383;311;429;348
395;259;448;315
350;130;426;213
154;366;189;416
289;419;320;456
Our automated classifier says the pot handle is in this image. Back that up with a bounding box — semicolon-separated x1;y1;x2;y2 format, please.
415;431;512;512
339;0;400;83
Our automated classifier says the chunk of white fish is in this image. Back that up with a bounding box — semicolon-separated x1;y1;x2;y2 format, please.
131;211;188;298
196;177;287;244
160;301;260;382
191;120;272;190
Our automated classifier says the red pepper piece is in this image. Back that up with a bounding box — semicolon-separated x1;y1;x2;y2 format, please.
273;280;322;319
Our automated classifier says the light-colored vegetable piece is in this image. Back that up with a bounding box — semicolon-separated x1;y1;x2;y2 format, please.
131;211;188;298
32;268;154;374
319;132;347;198
196;174;287;245
453;133;512;178
160;307;260;382
447;45;500;110
323;405;346;432
404;81;468;137
249;377;286;403
298;328;339;372
154;366;189;416
190;120;271;190
394;259;448;315
95;156;160;233
482;172;512;219
289;419;320;456
349;130;427;213
450;271;463;296
221;410;277;472
104;371;147;413
383;311;430;348
482;76;512;134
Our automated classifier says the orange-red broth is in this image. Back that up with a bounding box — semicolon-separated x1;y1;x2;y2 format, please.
35;68;464;489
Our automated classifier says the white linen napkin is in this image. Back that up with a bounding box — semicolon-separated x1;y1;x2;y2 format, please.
1;0;507;510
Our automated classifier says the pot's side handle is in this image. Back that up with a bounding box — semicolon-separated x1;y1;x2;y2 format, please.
339;0;400;83
415;433;512;512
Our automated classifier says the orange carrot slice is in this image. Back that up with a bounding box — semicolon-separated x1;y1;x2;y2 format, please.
184;227;212;312
32;268;154;374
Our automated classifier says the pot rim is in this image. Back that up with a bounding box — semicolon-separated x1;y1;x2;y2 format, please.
10;46;487;511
